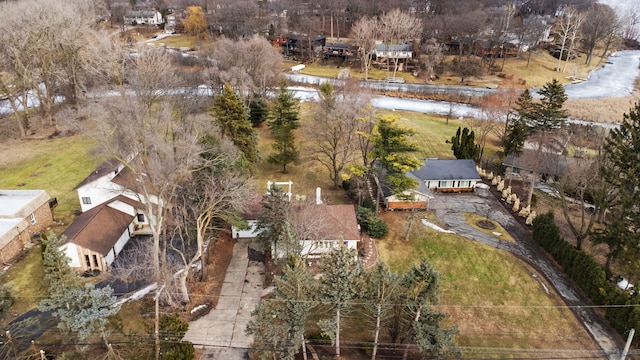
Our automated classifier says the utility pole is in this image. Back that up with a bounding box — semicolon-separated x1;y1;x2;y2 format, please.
620;328;635;360
154;284;166;360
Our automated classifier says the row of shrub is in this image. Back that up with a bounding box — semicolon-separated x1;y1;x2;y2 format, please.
532;212;640;344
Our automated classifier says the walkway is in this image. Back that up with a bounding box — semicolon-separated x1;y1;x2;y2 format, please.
183;238;265;360
428;188;623;360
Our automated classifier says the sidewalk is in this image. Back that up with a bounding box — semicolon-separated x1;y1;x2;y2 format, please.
183;238;265;359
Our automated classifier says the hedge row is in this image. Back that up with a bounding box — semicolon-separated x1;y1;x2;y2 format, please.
532;212;640;344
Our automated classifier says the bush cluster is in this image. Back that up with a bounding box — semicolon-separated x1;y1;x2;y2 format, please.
532;212;640;344
355;206;388;239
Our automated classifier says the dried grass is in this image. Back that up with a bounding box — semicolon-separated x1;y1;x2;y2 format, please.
378;211;599;357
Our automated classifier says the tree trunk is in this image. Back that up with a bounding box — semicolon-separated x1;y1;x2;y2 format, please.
372;303;382;360
402;307;422;360
404;204;417;241
335;308;341;357
302;334;308;360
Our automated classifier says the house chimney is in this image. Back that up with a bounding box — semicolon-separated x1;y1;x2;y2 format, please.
315;187;323;205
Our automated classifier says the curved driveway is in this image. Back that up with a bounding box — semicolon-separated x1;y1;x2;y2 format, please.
428;188;623;359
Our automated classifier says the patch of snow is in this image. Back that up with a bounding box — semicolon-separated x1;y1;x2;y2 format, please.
421;219;455;234
617;278;634;291
190;303;209;314
114;283;157;306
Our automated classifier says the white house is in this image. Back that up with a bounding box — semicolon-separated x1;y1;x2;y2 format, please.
234;186;361;259
60;196;149;272
374;43;413;60
62;158;157;272
411;159;481;192
124;10;163;25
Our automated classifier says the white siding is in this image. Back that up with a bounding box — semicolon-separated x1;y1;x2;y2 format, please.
60;243;81;268
232;220;259;239
76;176;126;212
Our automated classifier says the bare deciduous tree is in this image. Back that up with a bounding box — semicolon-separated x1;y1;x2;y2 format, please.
128;46;181;108
0;0;107;132
204;35;283;98
308;81;371;188
93;95;205;281
350;16;379;80
379;9;423;79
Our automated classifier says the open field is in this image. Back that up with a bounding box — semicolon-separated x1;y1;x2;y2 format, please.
379;212;600;358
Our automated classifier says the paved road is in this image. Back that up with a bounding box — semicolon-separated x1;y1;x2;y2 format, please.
183;238;265;360
428;188;624;360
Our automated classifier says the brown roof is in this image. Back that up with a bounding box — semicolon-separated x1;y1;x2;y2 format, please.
74;158;121;190
62;198;135;256
309;204;359;241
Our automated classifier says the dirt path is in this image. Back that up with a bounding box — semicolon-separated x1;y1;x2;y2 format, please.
428;189;625;360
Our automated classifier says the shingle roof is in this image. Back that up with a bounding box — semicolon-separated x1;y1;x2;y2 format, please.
411;159;480;181
314;204;360;241
62;196;137;256
74;158;120;190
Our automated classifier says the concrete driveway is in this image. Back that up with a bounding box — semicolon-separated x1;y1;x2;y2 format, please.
183;238;265;360
428;188;624;360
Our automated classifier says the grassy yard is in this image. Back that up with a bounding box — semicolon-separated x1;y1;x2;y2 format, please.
378;212;599;358
0;246;46;314
0;136;100;228
153;34;195;49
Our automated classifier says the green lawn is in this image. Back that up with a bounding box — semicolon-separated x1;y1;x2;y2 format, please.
378;212;598;357
0;135;99;228
0;246;46;314
153;34;194;49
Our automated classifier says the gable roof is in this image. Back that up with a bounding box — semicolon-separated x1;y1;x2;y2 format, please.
61;196;138;256
311;204;359;241
375;43;413;52
412;159;480;181
74;158;121;190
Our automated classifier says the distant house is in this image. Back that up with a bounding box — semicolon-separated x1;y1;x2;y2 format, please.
503;149;589;183
374;43;413;60
323;42;358;58
60;196;149;272
124;10;163;25
0;190;54;262
411;159;481;192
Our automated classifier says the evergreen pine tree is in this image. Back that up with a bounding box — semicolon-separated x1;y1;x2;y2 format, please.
268;83;301;173
210;84;259;164
449;127;480;160
318;247;363;358
39;232;120;345
248;94;269;127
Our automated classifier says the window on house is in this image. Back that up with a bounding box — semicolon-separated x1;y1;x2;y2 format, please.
440;180;454;188
85;255;91;267
459;180;471;188
137;213;145;222
93;255;99;268
82;197;91;205
512;167;520;175
29;213;36;225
